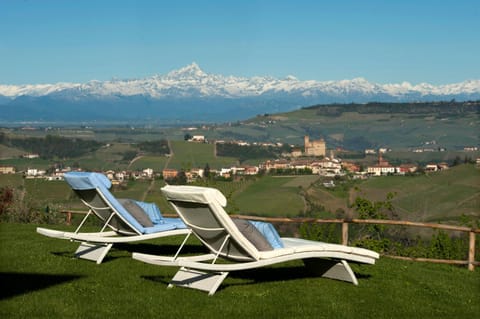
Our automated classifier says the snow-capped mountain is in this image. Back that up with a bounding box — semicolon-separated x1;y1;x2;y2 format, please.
1;62;479;123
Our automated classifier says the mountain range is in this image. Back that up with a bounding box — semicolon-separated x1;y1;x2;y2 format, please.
1;62;479;123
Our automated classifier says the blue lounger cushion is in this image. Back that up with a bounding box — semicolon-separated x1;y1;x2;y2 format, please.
233;219;273;251
249;220;284;249
118;199;154;227
134;200;163;224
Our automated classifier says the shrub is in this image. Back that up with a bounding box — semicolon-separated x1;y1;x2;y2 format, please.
0;187;63;224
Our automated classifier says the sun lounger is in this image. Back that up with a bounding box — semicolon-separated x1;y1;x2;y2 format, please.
37;172;189;264
133;185;379;295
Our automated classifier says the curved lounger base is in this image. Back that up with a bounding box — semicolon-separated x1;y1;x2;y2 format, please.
38;227;190;264
133;251;361;295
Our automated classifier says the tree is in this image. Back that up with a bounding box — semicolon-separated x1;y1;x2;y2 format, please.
0;187;14;215
204;163;210;178
176;170;187;185
452;156;462;166
166;170;187;185
351;191;397;239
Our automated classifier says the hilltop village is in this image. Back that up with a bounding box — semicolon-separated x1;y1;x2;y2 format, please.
2;134;472;187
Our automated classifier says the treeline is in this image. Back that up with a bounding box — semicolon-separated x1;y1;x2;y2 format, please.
216;143;289;163
137;140;170;155
0;133;102;159
304;101;480;116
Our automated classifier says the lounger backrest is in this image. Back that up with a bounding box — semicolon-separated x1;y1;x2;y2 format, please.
64;172;144;235
162;185;261;261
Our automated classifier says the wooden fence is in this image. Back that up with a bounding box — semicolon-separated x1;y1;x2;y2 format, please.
62;210;479;271
232;215;480;271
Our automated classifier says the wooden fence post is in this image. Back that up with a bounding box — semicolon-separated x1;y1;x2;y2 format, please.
66;211;72;225
468;231;476;271
342;222;349;245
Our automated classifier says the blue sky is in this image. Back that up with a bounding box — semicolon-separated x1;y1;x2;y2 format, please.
1;0;479;85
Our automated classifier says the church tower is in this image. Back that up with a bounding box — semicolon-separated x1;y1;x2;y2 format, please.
304;136;310;154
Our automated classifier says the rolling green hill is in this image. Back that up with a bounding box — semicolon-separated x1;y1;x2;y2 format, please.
183;102;479;151
352;164;479;223
297;164;479;226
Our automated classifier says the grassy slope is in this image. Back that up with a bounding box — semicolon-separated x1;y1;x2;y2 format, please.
297;164;480;223
0;223;479;318
352;164;480;223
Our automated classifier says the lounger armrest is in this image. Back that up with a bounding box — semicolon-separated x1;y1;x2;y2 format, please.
68;229;190;243
132;252;217;266
37;227;70;239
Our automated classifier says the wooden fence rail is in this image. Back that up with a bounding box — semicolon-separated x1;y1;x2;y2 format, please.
231;215;480;271
63;211;479;271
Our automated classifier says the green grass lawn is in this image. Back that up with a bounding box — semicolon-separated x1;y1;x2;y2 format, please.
1;223;479;318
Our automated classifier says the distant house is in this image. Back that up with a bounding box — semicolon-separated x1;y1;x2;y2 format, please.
342;161;360;173
438;162;449;170
244;166;259;175
291;159;311;170
262;159;290;172
22;153;39;159
105;170;116;180
318;158;342;175
142;168;154;178
367;153;396;176
26;168;46;177
425;162;448;172
323;180;335;188
0;166;15;174
190;135;205;142
290;148;303;158
115;171;126;182
367;163;396;176
190;168;204;178
162;169;178;180
398;164;418;174
219;168;232;178
185;171;200;183
231;166;246;175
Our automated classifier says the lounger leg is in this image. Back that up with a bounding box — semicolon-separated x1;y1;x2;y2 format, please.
75;242;113;264
168;267;229;295
303;259;358;285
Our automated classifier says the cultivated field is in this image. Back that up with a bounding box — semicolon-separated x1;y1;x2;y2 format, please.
167;140;238;169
